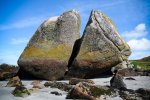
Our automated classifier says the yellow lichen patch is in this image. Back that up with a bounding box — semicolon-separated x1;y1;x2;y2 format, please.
77;49;117;61
77;50;102;61
21;44;72;60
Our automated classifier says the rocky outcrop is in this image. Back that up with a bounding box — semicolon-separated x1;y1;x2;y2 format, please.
0;64;19;80
6;76;23;87
66;82;113;100
66;10;131;78
18;10;81;80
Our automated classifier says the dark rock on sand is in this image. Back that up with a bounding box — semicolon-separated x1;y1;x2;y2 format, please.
12;86;30;97
136;88;150;99
51;91;62;96
0;64;19;80
125;77;136;80
6;76;23;87
66;82;113;100
110;70;127;90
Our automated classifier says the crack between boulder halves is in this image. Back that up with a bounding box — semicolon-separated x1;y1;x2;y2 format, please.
93;12;123;61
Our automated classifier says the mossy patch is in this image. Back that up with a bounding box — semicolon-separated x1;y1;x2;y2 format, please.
89;86;112;97
22;44;72;60
77;49;115;61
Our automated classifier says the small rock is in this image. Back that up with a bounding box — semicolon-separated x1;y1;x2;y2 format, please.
69;78;94;85
12;86;30;97
66;82;113;100
31;80;41;85
136;88;150;99
110;72;127;90
32;84;45;89
31;80;44;89
6;76;23;87
66;82;96;100
125;77;136;80
51;91;62;96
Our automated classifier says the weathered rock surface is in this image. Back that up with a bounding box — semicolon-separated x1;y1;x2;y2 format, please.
6;76;23;87
0;64;19;80
66;82;113;100
31;80;45;89
18;10;81;80
69;78;94;85
110;74;127;90
66;10;131;78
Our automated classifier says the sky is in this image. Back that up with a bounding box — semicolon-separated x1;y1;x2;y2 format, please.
0;0;150;65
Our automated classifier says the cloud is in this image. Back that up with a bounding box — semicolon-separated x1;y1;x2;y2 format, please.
122;23;147;40
0;17;45;30
122;23;150;60
11;38;29;45
128;38;150;51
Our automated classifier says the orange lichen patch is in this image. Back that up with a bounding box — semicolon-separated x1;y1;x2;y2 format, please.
21;44;72;60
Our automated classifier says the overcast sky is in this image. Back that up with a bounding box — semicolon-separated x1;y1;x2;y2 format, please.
0;0;150;65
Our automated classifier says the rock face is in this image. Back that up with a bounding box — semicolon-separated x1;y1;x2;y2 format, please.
6;76;23;87
110;74;127;90
66;82;113;100
18;10;80;80
66;10;131;78
0;64;19;80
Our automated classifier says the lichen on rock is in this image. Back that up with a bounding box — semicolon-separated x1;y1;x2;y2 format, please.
18;10;81;80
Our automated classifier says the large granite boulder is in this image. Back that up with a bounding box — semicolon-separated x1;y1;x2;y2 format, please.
66;10;131;78
18;10;81;80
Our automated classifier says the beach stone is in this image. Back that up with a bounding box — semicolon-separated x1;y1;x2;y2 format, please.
110;74;127;90
66;82;113;100
66;10;131;78
12;86;30;97
31;80;41;85
125;77;136;80
69;78;94;85
51;91;62;96
32;81;45;89
0;64;19;80
6;76;23;87
18;10;81;80
136;88;150;99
